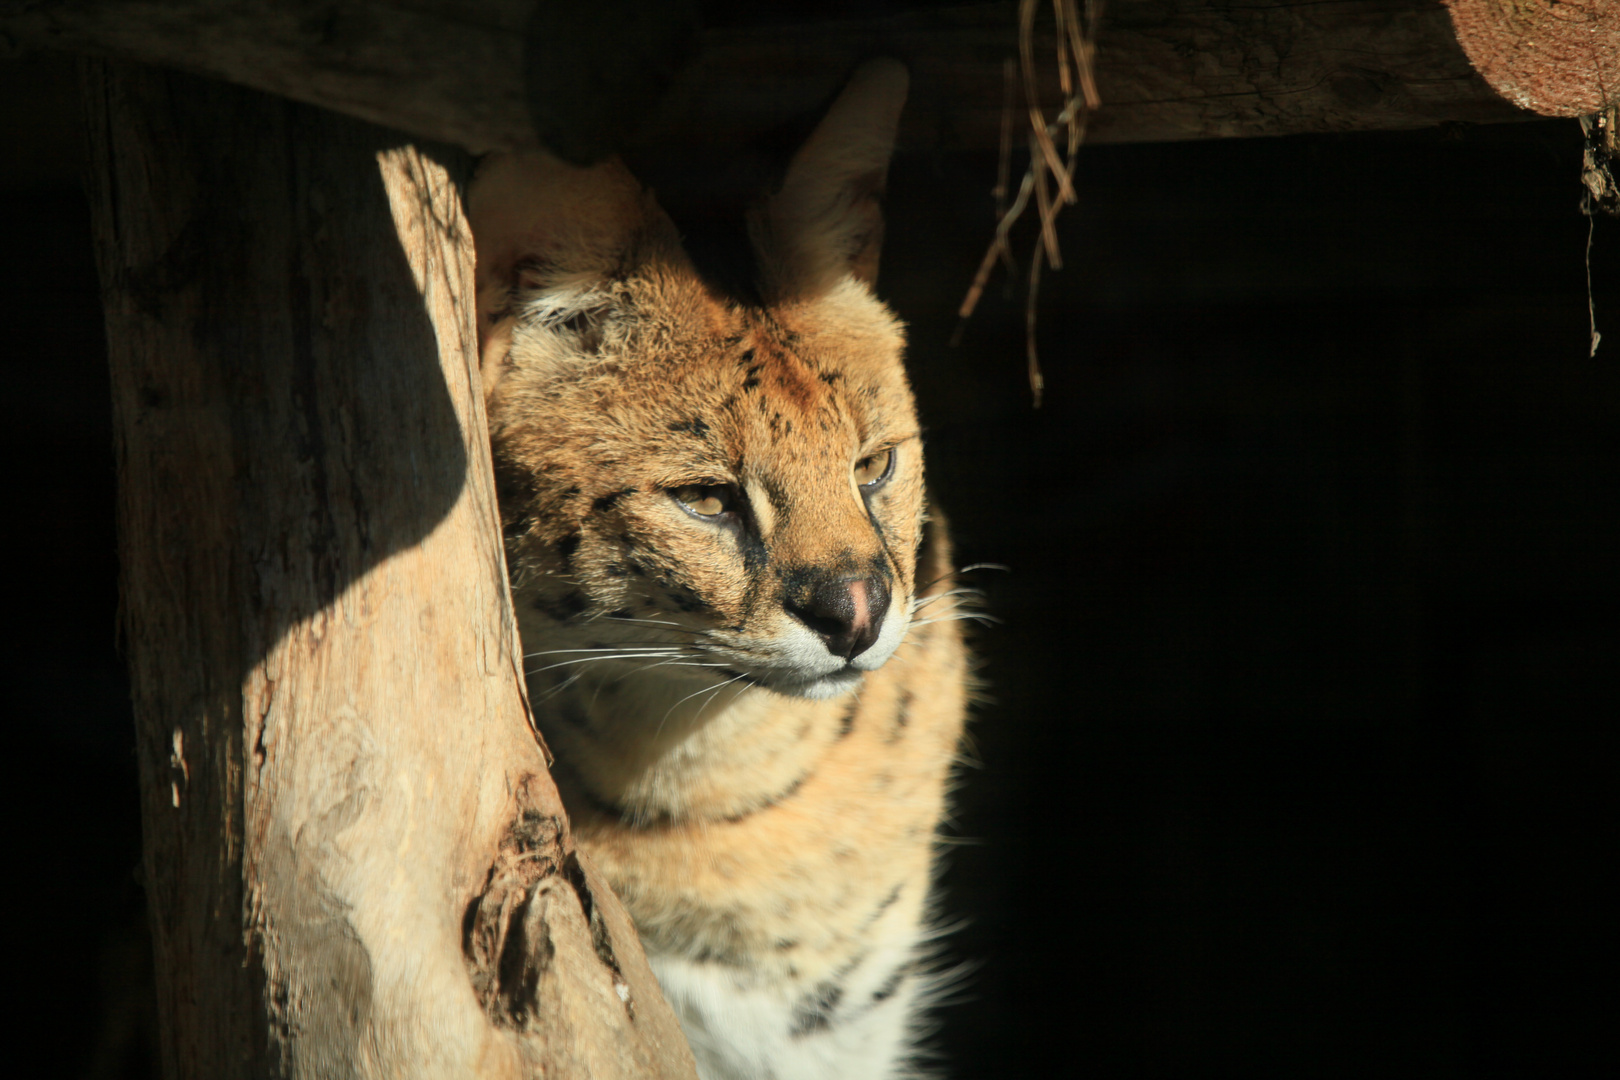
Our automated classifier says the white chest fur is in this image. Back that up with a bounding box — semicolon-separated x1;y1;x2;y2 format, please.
650;936;926;1080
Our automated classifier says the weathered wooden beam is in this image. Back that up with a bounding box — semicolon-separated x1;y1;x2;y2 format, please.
660;0;1532;152
10;2;533;151
1078;0;1535;142
82;58;695;1079
4;1;1529;159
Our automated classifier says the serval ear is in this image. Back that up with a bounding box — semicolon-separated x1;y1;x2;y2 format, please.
468;151;652;395
751;58;909;301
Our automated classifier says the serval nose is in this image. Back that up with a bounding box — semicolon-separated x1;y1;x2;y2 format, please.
787;573;892;659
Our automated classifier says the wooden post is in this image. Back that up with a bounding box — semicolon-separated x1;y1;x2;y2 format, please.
81;61;695;1080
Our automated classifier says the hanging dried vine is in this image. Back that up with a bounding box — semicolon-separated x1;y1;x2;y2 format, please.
955;0;1103;407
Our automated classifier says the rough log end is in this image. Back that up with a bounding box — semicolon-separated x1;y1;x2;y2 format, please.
1446;0;1620;116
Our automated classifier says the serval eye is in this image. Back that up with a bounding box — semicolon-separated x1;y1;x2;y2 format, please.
671;484;731;518
854;448;895;489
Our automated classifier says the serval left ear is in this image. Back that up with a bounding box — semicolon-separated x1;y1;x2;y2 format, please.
750;58;910;301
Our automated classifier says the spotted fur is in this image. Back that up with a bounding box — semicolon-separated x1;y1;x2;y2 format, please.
470;61;969;1079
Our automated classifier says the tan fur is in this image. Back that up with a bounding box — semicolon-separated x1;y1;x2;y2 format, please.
469;62;968;1079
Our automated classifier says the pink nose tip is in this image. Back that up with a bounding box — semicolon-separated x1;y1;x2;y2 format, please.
847;578;870;631
786;573;891;660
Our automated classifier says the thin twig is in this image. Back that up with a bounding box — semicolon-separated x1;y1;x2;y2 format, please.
954;0;1103;405
953;168;1036;338
1587;213;1602;357
994;58;1016;227
1020;0;1075;207
1026;233;1046;406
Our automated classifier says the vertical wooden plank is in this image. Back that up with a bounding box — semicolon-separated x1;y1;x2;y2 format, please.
81;60;693;1079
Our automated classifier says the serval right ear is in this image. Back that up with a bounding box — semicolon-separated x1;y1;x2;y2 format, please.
467;152;652;396
750;58;910;302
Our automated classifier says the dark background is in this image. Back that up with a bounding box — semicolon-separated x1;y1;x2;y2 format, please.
2;47;1614;1080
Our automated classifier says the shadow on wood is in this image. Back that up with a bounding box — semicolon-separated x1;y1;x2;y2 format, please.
81;59;695;1079
2;1;1532;159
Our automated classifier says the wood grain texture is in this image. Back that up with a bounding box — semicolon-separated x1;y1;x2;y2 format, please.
654;0;1530;152
8;1;1531;159
27;1;533;151
82;59;694;1080
1445;0;1620;116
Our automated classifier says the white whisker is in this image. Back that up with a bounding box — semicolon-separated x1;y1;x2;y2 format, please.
692;676;752;725
529;669;586;704
526;652;686;676
657;672;751;735
616;655;735;682
911;587;985;612
595;613;715;633
911;613;1000;628
524;644;693;659
912;561;1010;597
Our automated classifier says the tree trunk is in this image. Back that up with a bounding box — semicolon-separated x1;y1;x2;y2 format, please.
81;60;696;1080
